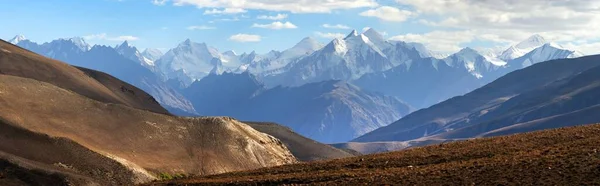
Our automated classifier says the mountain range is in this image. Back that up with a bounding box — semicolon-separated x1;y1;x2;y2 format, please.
8;30;585;144
146;30;581;111
348;54;600;153
353;35;582;109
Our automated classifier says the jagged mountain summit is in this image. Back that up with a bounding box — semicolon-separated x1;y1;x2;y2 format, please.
243;37;324;74
18;37;92;61
443;47;500;79
498;34;548;61
141;48;164;62
262;29;400;87
352;34;585;109
155;39;232;86
115;41;154;68
509;42;584;68
66;37;92;51
8;35;27;45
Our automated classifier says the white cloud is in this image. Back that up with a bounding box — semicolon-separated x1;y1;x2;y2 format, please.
257;14;288;20
83;33;107;40
114;36;139;41
359;6;413;22
170;0;378;13
322;24;350;29
212;17;241;22
389;30;476;53
252;21;298;30
151;0;168;5
187;25;216;30
563;41;600;55
203;8;246;15
397;0;600;43
83;33;139;41
229;34;261;42
315;32;345;39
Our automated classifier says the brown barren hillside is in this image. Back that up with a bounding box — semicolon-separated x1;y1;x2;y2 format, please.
153;123;600;185
244;122;355;161
0;75;296;183
0;39;169;114
0;39;299;185
0;118;141;185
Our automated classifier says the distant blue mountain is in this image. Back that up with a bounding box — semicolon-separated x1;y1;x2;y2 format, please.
183;72;412;143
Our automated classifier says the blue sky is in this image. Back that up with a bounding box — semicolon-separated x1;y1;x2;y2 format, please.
2;0;599;54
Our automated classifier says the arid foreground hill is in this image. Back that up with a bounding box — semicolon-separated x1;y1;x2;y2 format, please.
0;40;298;185
152;124;600;185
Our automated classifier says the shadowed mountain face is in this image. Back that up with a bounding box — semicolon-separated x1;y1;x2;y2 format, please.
0;40;297;184
183;72;412;143
354;57;483;108
352;55;600;152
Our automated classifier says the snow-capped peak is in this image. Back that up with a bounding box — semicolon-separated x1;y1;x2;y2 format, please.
344;30;359;39
116;40;132;48
58;37;91;51
141;48;164;62
361;28;394;51
9;35;27;44
456;47;481;57
293;37;322;51
540;42;584;56
544;42;566;50
113;40;155;66
513;41;584;68
223;50;237;56
499;34;548;60
362;28;384;42
323;38;348;55
179;39;193;47
515;34;547;49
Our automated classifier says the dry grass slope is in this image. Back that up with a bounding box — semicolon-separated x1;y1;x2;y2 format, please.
153;123;600;185
0;75;296;179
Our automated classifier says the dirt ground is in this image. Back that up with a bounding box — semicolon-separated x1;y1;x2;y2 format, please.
151;123;600;185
